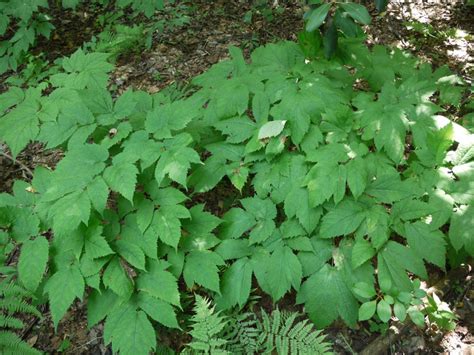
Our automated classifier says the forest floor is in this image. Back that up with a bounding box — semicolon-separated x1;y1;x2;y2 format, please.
0;0;473;354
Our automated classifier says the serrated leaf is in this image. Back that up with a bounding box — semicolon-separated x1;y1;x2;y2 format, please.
240;197;277;244
216;257;253;309
365;173;416;203
252;91;269;124
258;120;287;140
391;199;433;221
319;199;366;238
189;156;227;193
297;264;358;328
228;165;249;192
347;157;367;198
18;236;49;291
183;204;221;236
115;239;146;270
265;245;302;301
103;162;138;203
284;187;321;234
86;176;109;214
298;238;333;277
214;116;256;143
137;293;180;329
219;208;256;239
104;305;156;355
153;209;182;249
137;260;180;306
215;239;252;260
183;250;225;293
136;198;155;233
84;225;114;259
404;222;446;269
449;204;474;256
0;97;39;157
351;239;375;269
103;257;133;298
45;265;85;329
377;241;427;293
87;289;118;328
48;190;91;236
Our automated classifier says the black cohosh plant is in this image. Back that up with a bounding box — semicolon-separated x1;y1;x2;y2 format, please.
0;35;472;354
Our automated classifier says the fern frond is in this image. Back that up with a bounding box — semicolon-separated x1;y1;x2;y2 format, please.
0;298;41;317
0;331;42;355
259;309;332;355
0;314;24;329
223;312;260;354
95;25;145;59
0;278;42;354
185;295;229;354
0;280;30;298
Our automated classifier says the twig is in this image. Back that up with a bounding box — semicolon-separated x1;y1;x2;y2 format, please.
21;304;48;340
70;336;104;352
0;150;34;178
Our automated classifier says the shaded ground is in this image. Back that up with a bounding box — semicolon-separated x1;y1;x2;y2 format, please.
1;0;473;354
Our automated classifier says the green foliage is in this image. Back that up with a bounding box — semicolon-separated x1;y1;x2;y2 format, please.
0;276;42;355
302;0;388;58
0;36;472;353
424;293;457;331
184;296;332;354
0;0;182;75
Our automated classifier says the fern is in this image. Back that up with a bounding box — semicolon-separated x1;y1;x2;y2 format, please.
184;297;332;355
0;276;42;355
92;24;146;60
223;312;261;354
185;295;229;354
258;309;332;355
